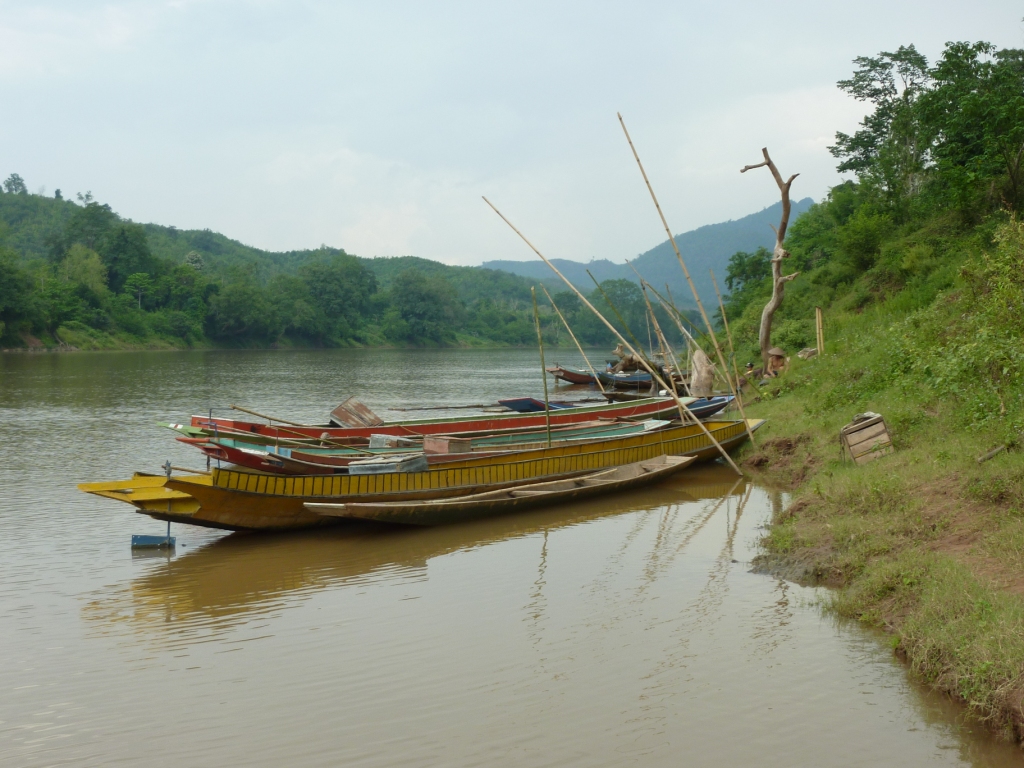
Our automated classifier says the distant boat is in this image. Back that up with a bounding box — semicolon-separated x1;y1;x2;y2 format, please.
546;365;598;385
498;397;578;413
596;370;653;389
305;455;696;526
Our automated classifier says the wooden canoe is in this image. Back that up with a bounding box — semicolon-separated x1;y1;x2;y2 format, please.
546;365;598;385
79;419;763;531
305;455;696;526
187;396;689;442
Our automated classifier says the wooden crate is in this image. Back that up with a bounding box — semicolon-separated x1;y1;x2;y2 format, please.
841;415;893;464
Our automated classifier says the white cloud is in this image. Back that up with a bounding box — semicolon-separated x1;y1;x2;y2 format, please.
2;0;1022;266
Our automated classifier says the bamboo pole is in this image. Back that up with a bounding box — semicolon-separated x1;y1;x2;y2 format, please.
483;196;743;475
540;285;606;393
709;269;749;412
531;287;553;447
816;306;825;355
618;113;754;446
637;281;689;419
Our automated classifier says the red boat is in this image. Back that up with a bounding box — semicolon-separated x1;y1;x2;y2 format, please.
189;396;687;442
546;365;598;385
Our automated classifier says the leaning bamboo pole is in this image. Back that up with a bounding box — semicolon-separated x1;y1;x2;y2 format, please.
617;114;754;447
709;268;748;411
482;196;743;475
539;285;606;394
530;287;553;447
637;281;689;419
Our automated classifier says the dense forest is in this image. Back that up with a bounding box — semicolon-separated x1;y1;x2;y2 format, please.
0;187;692;351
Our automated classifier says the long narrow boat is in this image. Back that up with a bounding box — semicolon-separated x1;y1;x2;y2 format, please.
603;394;735;419
597;370;654;389
185;419;671;475
79;419;764;532
546;365;598;385
497;397;578;413
185;396;688;442
305;455;695;526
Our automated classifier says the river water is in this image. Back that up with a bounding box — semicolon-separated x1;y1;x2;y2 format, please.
1;348;1021;767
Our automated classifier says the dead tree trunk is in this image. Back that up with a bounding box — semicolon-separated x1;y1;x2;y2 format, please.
741;148;800;368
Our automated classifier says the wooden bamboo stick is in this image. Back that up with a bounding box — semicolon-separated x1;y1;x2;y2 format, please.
482;196;743;475
617;113;754;446
636;280;689;419
531;287;553;447
539;285;606;393
710;269;748;413
816;306;825;355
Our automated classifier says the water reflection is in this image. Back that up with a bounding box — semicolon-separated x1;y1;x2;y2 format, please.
83;466;747;643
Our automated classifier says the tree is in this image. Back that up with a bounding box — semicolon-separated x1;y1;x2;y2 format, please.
919;42;1024;212
61;244;109;298
387;269;463;343
184;251;205;271
741;148;800;366
829;45;930;210
100;223;159;291
3;174;27;195
725;248;771;291
123;273;153;309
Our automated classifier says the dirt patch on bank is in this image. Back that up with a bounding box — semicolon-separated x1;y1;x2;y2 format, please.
742;434;818;489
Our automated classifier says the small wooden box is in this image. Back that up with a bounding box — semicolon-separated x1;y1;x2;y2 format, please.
422;436;473;454
841;415;893;464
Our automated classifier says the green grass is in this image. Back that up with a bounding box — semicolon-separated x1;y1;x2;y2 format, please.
741;234;1024;739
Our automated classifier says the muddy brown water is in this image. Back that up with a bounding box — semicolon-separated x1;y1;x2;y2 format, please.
1;348;1022;767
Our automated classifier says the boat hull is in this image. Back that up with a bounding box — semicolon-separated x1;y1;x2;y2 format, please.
83;419;762;531
306;455;696;526
548;366;598;385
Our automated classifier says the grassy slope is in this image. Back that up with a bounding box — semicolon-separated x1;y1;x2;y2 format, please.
738;227;1024;740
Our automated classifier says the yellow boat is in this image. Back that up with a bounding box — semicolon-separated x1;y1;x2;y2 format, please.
79;419;764;531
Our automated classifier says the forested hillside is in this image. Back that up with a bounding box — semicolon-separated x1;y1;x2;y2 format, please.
0;187;693;350
730;40;1024;735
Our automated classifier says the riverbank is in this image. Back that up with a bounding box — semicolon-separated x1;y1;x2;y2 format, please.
741;314;1024;744
2;323;596;353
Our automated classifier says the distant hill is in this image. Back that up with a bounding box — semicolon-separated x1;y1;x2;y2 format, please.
481;198;814;308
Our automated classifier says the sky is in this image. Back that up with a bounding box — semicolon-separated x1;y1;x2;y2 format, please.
2;2;1023;266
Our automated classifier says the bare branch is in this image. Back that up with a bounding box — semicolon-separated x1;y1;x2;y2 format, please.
740;146;800;365
740;161;768;173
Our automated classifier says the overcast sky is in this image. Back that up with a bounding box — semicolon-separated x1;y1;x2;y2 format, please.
2;2;1022;266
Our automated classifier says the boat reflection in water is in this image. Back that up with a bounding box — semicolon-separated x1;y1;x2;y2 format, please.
82;465;747;642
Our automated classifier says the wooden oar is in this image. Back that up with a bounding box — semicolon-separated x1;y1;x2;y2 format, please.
482;196;743;476
539;284;606;393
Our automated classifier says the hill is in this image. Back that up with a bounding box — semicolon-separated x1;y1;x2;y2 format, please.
481;198;813;308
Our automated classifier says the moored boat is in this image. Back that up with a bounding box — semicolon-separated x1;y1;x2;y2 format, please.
184;396;689;443
546;365;598;385
497;397;578;413
305;455;695;526
185;418;672;475
79;419;764;532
